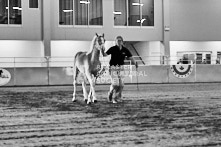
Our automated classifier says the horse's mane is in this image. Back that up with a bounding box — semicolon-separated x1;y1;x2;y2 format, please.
86;35;98;55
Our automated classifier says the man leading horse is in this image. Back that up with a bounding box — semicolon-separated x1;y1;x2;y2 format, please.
101;36;138;103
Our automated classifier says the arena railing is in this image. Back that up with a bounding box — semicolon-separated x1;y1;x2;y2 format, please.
0;57;49;68
0;56;220;68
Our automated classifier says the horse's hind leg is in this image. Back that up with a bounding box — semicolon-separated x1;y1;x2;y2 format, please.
72;68;78;102
72;79;77;102
72;55;79;102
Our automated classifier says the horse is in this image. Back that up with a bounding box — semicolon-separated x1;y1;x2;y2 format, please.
72;33;106;104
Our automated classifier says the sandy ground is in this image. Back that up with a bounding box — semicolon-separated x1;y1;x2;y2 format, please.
0;83;221;147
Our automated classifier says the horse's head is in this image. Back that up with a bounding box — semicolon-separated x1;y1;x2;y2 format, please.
87;33;106;56
95;33;105;51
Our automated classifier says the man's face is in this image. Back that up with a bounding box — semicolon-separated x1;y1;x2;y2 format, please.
116;38;123;46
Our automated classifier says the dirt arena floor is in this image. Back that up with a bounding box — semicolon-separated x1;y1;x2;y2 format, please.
0;83;221;147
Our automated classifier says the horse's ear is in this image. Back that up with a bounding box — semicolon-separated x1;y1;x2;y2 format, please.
102;33;104;37
96;33;98;37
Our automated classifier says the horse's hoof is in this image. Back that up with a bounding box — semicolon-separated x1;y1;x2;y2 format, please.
84;99;88;103
93;100;98;103
87;102;92;105
72;100;77;103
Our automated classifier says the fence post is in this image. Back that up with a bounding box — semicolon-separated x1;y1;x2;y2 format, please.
13;57;16;86
45;56;50;85
194;61;197;82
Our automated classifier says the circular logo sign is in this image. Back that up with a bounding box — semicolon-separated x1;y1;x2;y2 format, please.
0;68;11;86
170;64;194;78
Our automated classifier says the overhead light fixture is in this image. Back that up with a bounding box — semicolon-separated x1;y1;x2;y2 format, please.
137;18;146;23
13;7;22;10
63;10;74;13
113;11;122;15
132;3;144;6
13;7;19;9
80;1;90;4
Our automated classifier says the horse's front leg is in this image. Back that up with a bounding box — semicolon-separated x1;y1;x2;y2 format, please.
88;88;92;102
86;73;97;104
82;80;88;103
72;65;79;102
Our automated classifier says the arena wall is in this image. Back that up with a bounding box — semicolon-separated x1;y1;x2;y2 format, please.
2;65;221;87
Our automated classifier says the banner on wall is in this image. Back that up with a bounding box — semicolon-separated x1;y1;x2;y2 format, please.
0;68;11;86
170;64;194;78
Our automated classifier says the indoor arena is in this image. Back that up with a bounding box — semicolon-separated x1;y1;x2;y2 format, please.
1;0;221;146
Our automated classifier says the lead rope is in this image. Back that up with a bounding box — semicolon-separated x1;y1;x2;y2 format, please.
98;46;108;78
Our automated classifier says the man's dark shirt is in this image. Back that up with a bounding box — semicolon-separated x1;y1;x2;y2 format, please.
106;45;132;66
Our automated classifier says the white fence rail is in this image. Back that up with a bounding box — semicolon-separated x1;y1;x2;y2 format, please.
0;56;220;68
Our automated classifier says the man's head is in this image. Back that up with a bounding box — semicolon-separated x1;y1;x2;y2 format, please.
115;36;124;47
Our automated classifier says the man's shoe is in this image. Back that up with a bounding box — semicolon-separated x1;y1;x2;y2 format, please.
112;99;117;104
108;92;113;102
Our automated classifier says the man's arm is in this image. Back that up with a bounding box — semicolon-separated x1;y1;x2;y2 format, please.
101;47;108;57
124;48;138;68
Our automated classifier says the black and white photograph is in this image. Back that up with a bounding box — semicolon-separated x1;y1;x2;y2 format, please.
0;0;221;146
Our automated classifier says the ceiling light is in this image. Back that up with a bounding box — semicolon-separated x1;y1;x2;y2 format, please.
80;1;90;4
132;3;144;6
13;7;19;9
113;11;122;15
63;10;73;13
13;7;22;10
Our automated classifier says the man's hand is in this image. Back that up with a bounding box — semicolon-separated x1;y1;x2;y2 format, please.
101;47;108;57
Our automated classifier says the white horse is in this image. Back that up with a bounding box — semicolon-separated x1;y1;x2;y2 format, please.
72;33;105;104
